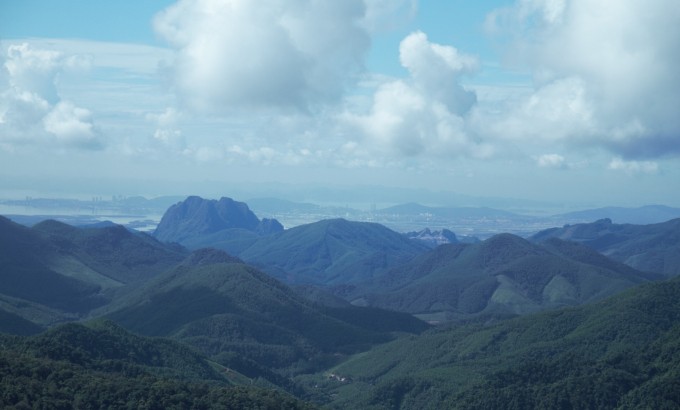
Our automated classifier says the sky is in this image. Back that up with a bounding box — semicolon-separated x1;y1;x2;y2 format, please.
1;0;679;208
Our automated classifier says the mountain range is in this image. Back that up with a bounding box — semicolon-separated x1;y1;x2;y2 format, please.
532;218;680;276
340;233;660;322
3;194;680;408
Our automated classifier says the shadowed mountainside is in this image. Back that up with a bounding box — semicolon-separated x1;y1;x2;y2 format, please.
0;216;187;326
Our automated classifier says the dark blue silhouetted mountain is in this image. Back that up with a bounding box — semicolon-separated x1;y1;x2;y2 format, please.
153;196;284;249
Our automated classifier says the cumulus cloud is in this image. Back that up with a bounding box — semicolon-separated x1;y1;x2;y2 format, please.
0;43;102;150
154;0;370;112
343;31;489;159
43;101;102;149
485;0;680;159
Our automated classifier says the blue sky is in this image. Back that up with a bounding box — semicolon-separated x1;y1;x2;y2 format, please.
1;0;679;208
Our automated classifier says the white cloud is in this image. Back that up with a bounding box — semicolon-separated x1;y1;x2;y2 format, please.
154;0;370;112
0;43;103;150
608;158;659;175
485;0;680;159
343;31;489;159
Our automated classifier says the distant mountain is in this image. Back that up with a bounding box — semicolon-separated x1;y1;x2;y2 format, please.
0;216;187;326
552;204;680;225
532;218;680;276
0;320;315;409
153;196;284;250
105;248;428;382
322;276;680;409
344;233;659;321
238;218;429;285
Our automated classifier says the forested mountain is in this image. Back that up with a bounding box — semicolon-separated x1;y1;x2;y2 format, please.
238;218;429;285
3;202;680;408
532;218;680;276
319;276;680;409
0;320;315;409
341;233;660;322
103;248;428;390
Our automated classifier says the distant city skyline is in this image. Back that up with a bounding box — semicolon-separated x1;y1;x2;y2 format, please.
1;0;679;207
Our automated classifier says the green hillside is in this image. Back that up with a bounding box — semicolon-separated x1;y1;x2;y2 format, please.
532;218;680;276
239;218;429;285
347;233;659;322
318;277;680;409
105;249;428;390
0;216;188;326
0;321;315;409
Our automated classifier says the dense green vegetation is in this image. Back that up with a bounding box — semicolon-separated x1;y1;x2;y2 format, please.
313;277;680;409
532;217;680;276
0;321;315;409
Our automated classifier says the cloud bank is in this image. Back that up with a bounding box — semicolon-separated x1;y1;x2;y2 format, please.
485;0;680;159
